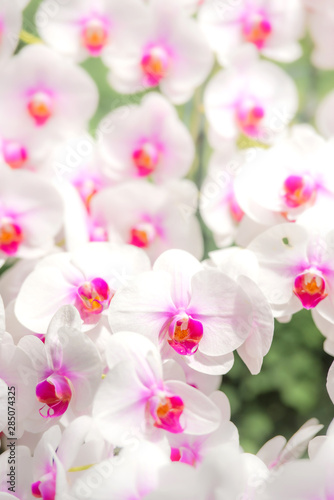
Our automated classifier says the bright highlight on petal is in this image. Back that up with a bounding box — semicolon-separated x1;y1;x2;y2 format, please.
76;277;113;321
236;98;265;137
81;16;109;56
27;90;53;126
168;315;204;356
242;10;272;49
129;222;157;248
36;373;72;418
282;175;317;209
132;141;161;177
0;217;23;255
141;44;171;87
148;393;184;433
3;140;28;169
293;271;328;309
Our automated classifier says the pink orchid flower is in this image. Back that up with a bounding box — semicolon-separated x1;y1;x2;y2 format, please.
235;126;334;229
204;47;298;144
0;45;98;141
0;166;63;264
89;180;203;261
248;223;334;324
15;242;150;333
99;93;194;184
109;249;253;375
36;0;148;63
93;331;221;444
0;127;54;173
105;0;213;104
17;306;102;432
199;0;305;65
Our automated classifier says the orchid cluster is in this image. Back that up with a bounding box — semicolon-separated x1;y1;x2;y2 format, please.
0;0;334;498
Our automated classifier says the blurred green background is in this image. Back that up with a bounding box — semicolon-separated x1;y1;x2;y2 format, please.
18;0;334;453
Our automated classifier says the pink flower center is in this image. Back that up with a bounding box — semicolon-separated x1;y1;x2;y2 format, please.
89;222;109;242
27;90;53;126
168;315;203;356
36;373;72;419
73;176;102;210
282;175;317;209
75;277;113;321
236;98;265;138
229;191;244;223
148;393;184;433
0;218;23;255
171;446;198;466
132;141;161;177
129;222;157;248
293;271;328;309
2;140;28;169
242;10;272;49
35;334;46;343
141;44;171;87
32;465;57;500
81;16;109;56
